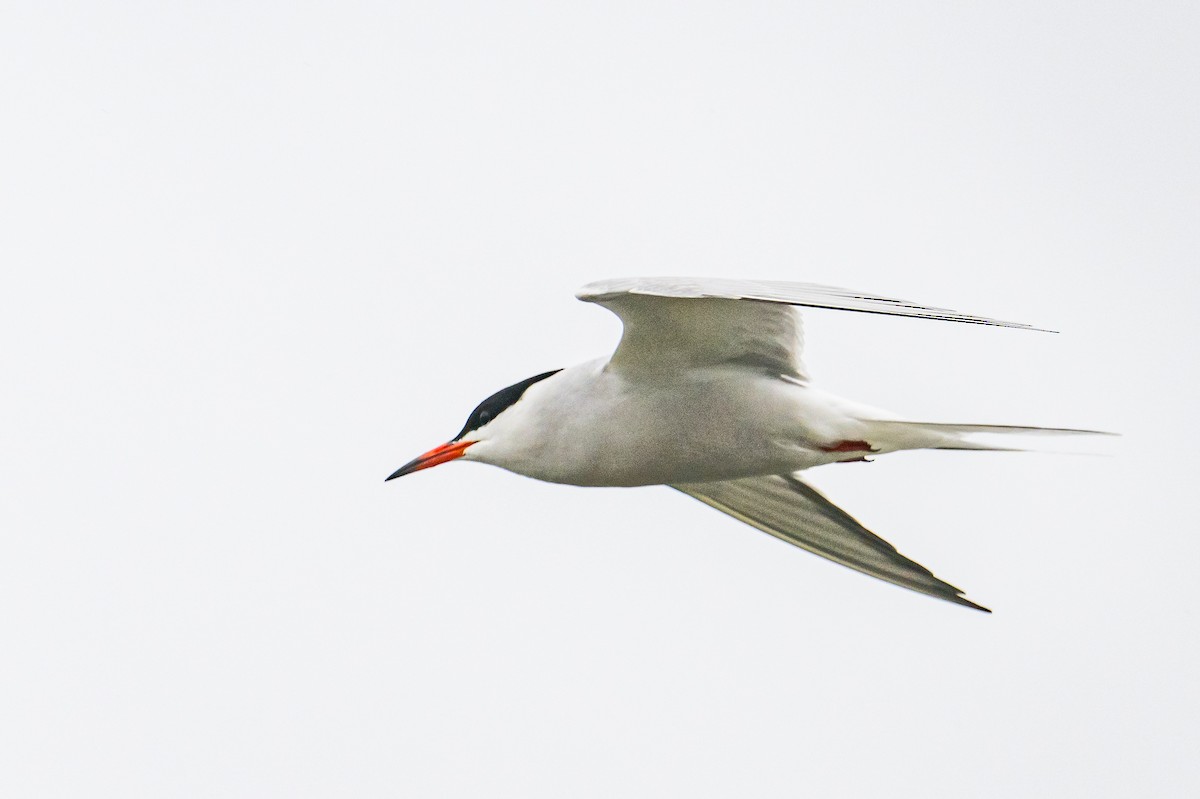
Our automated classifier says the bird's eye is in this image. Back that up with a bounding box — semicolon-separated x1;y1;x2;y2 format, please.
478;410;492;425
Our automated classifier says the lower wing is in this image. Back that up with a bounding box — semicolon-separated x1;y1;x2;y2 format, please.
671;474;989;612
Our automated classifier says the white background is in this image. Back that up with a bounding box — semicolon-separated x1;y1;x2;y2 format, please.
3;2;1197;796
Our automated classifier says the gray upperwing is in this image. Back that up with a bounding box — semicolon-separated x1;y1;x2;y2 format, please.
671;474;990;612
575;276;1050;378
577;276;1049;331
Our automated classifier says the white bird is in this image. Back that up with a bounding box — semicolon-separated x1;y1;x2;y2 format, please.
388;277;1103;611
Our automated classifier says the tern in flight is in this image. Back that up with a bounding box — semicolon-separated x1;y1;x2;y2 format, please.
388;277;1103;611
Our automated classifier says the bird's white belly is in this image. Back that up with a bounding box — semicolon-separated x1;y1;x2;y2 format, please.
476;361;867;487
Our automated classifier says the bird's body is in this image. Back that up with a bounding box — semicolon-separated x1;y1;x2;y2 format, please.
470;358;892;486
389;277;1104;611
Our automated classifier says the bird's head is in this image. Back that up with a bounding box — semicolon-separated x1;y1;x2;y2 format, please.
385;369;562;481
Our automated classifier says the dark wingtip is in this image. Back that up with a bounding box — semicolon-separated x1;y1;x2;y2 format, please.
958;595;992;613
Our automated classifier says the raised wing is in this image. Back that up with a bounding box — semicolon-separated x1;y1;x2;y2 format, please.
672;473;990;611
577;276;1047;376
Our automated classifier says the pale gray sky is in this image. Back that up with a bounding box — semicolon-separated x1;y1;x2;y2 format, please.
2;2;1197;796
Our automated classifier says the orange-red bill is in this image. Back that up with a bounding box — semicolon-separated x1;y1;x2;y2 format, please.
386;440;475;481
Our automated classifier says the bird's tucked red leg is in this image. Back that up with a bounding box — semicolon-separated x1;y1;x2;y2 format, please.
819;439;878;453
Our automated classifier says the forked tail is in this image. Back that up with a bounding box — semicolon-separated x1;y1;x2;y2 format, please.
861;420;1115;453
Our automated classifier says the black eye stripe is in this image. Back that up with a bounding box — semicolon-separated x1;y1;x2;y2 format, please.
452;369;561;441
